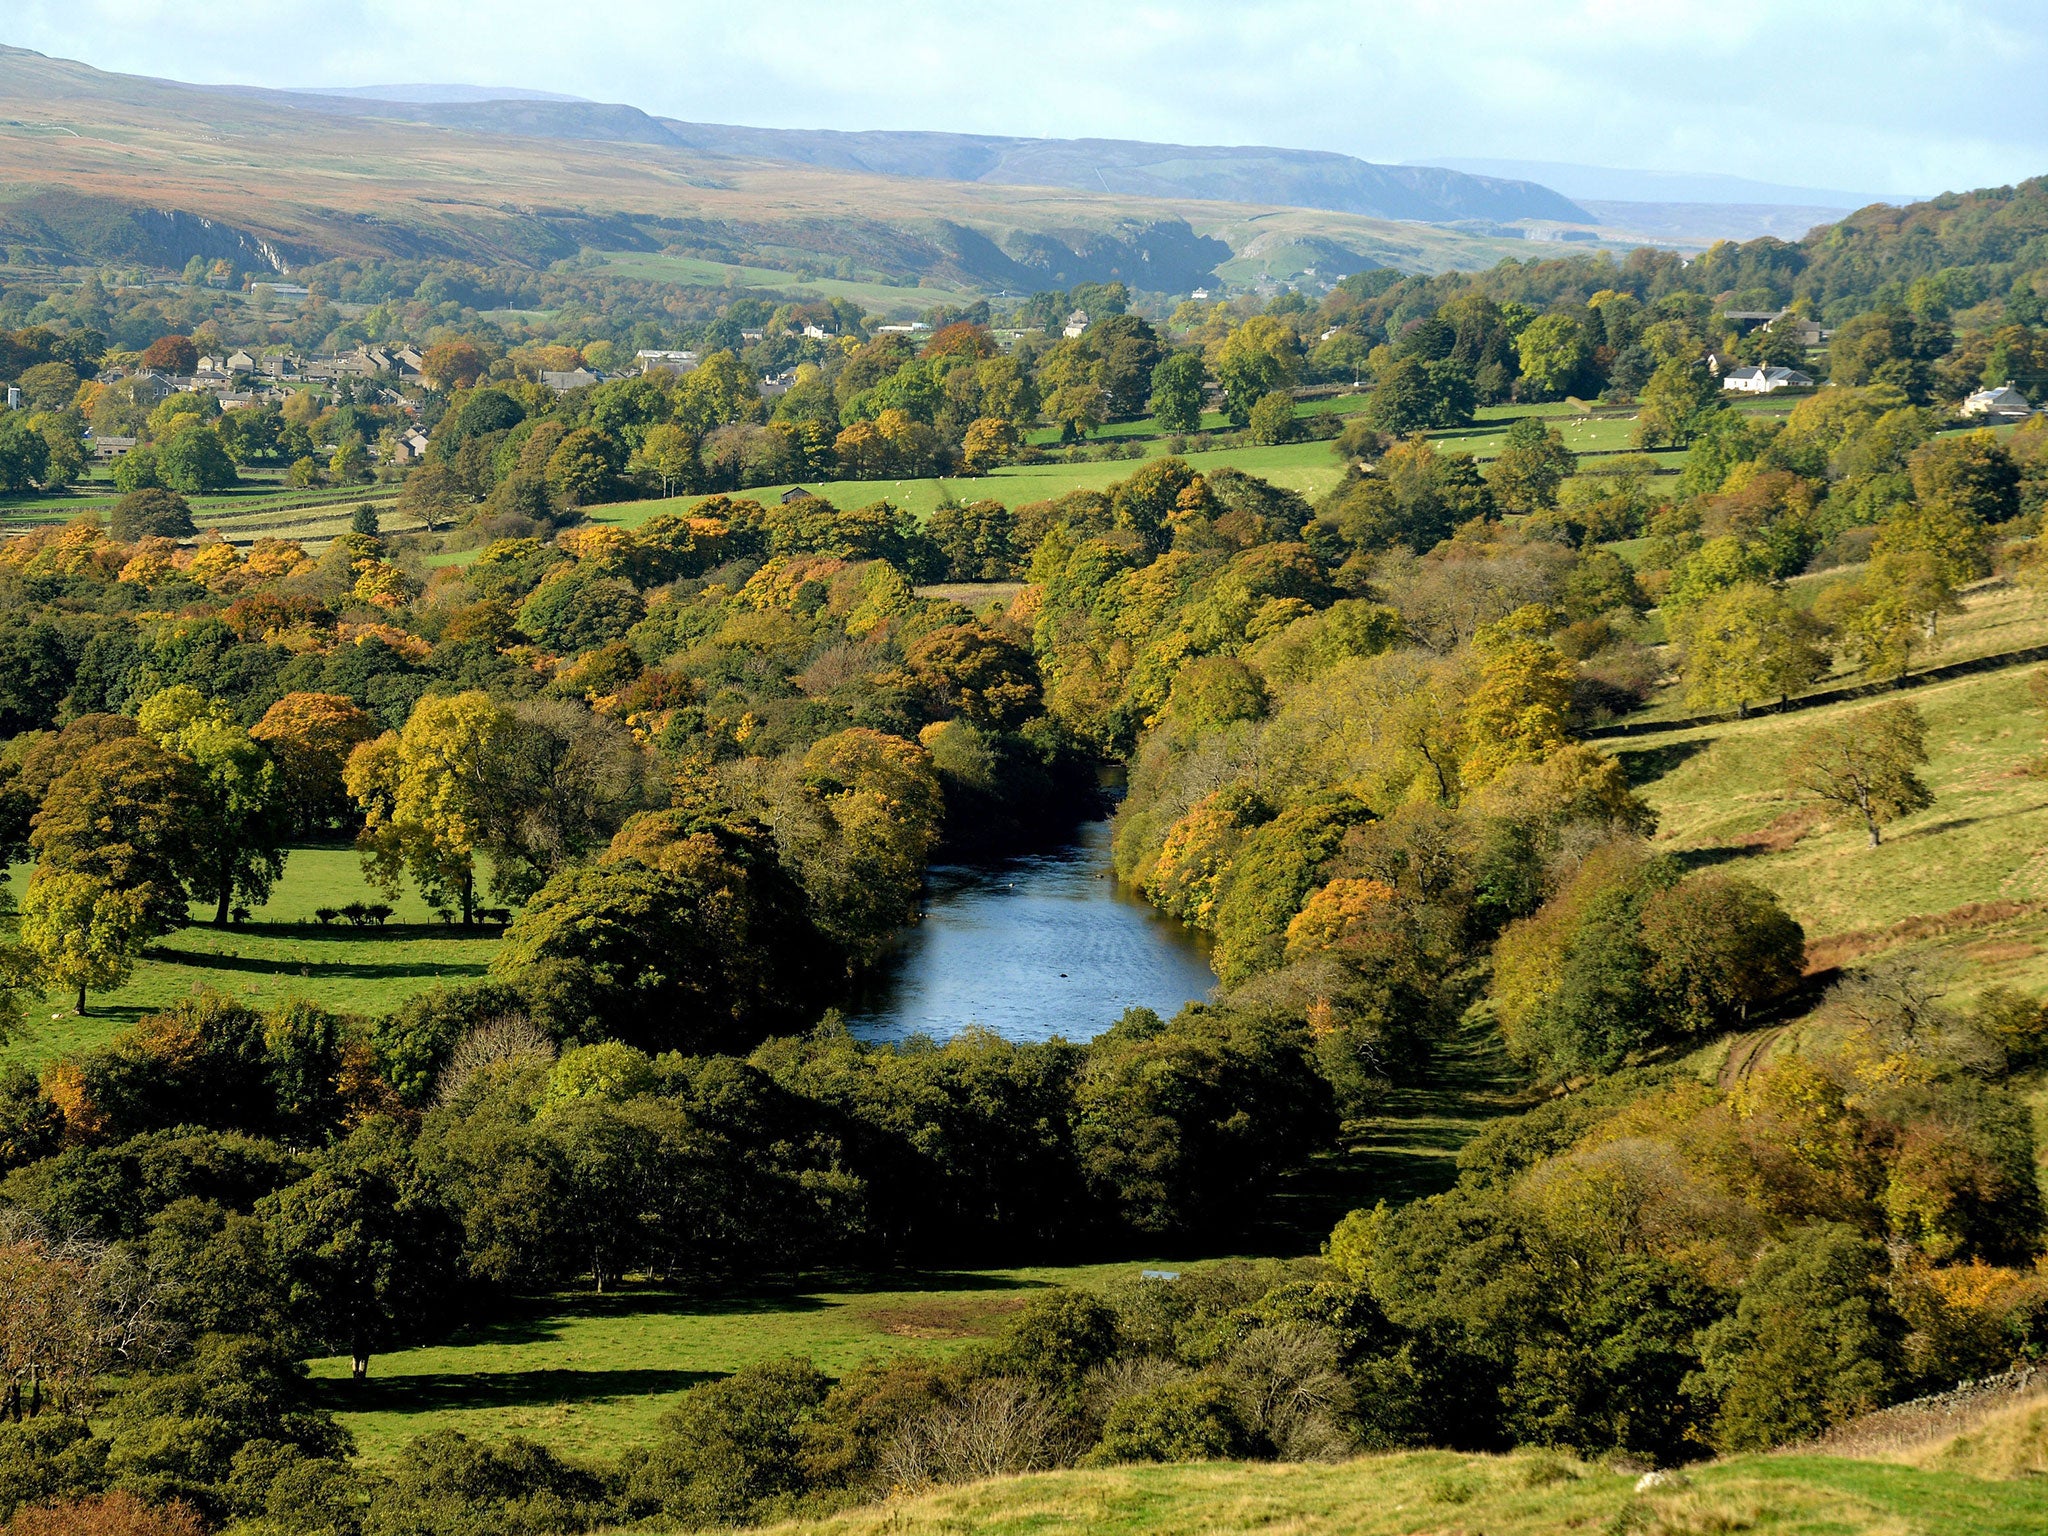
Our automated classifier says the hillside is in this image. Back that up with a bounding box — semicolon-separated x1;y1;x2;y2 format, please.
750;1451;2048;1536
0;46;1560;287
226;88;1594;226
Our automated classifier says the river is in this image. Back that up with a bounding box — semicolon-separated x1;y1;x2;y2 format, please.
844;818;1216;1045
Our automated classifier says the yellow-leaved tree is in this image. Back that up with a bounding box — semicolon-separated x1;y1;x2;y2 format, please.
345;691;514;925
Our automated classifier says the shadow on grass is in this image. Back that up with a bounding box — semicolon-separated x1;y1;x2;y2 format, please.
1614;736;1715;788
147;944;491;982
311;1367;717;1415
432;1272;1058;1351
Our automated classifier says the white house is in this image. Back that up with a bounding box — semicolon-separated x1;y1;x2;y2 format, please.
1061;308;1090;338
1961;383;2034;422
1190;287;1211;301
1721;365;1814;395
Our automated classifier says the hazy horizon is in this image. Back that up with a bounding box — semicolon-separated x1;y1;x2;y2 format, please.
7;1;2042;206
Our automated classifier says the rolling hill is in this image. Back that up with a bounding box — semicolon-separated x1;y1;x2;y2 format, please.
0;46;1584;291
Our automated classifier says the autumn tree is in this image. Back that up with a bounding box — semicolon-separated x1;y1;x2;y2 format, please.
30;736;199;934
421;340;488;392
960;416;1020;474
19;871;149;1015
1460;610;1576;784
1790;700;1933;846
1677;582;1830;713
345;691;514;924
139;335;199;374
252;693;378;835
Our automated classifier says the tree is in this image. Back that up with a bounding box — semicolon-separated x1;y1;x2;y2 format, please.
30;736;199;934
155;425;236;494
1486;417;1578;514
346;691;514;925
1640;874;1805;1031
350;503;380;538
1790;700;1933;846
1149;351;1206;433
136;687;288;926
546;427;623;506
1460;632;1576;785
139;336;199;375
494;840;818;1051
1211;318;1298;426
107;489;195;542
1907;431;2020;526
1693;1224;1903;1450
1676;582;1830;713
259;1121;458;1381
960;416;1019;474
1515;314;1593;400
0;413;52;494
251;692;381;835
1247;391;1297;445
420;340;488;392
1815;549;1961;677
19;870;149;1015
1632;359;1724;448
636;422;698;497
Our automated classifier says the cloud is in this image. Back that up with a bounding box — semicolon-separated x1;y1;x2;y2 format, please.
7;0;2043;196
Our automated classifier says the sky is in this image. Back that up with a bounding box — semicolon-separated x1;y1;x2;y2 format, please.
8;0;2044;202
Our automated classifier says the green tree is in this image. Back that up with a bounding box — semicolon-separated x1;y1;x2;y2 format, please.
156;423;237;493
1486;417;1578;514
1247;391;1297;445
1633;359;1724;448
259;1121;459;1381
1149;351;1206;432
1693;1224;1904;1451
1789;700;1933;846
1514;314;1593;400
349;502;380;538
1211;317;1298;426
108;488;196;542
0;412;52;494
498;809;820;1047
1640;874;1806;1031
636;422;698;497
546;427;623;506
137;686;288;927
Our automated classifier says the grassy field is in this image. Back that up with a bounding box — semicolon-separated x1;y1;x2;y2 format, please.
0;845;497;1068
307;1260;1202;1459
1618;659;2048;998
587;251;985;316
1620;576;2048;726
753;1450;2048;1536
0;468;413;547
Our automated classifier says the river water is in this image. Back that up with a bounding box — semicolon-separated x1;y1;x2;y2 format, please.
844;818;1216;1045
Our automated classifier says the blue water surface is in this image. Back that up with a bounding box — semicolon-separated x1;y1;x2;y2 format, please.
845;819;1215;1045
